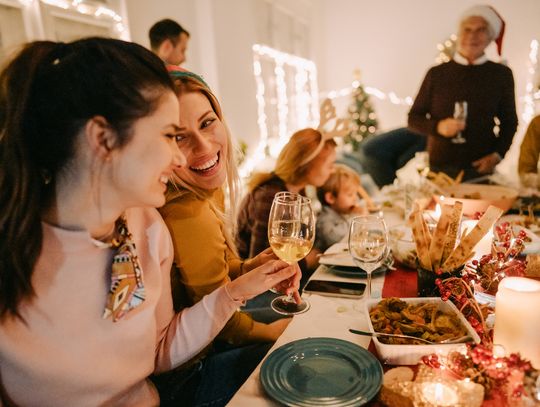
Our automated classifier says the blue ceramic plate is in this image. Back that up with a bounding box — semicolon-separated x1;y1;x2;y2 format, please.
260;337;383;406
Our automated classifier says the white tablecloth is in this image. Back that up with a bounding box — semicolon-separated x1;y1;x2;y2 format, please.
227;268;385;406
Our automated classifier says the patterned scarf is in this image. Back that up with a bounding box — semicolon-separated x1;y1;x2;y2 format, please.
102;216;146;322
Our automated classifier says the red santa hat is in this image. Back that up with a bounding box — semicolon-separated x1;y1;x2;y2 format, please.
460;5;505;55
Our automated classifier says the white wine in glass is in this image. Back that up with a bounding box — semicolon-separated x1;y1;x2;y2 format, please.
268;192;314;315
269;233;313;264
348;215;388;299
452;101;467;144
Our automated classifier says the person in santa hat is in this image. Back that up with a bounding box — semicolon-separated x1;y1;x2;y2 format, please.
408;4;518;180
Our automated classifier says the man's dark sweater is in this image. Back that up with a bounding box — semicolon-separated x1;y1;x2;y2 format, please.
408;60;518;177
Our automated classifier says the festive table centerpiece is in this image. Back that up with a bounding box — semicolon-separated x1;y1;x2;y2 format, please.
410;202;503;297
398;205;540;406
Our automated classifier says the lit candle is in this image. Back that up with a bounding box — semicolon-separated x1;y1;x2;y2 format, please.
494;277;540;368
434;203;442;220
421;381;459;406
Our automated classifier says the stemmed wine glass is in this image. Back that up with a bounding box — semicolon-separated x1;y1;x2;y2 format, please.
452;101;467;144
268;192;315;315
414;151;430;186
348;215;388;299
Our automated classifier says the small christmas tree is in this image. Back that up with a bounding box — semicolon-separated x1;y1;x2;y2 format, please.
346;69;378;151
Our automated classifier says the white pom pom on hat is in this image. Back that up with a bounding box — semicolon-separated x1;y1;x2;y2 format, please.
460;5;505;55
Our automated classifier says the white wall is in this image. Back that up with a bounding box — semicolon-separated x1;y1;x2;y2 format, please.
312;0;540;176
313;0;540;127
125;0;540;175
125;0;202;70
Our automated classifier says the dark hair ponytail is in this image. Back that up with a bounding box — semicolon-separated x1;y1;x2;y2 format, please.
0;38;174;320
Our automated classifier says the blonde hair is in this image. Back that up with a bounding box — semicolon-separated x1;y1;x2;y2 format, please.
248;128;337;191
168;75;240;251
317;164;361;206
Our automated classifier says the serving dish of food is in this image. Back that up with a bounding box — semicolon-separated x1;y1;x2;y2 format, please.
434;183;518;216
365;297;480;365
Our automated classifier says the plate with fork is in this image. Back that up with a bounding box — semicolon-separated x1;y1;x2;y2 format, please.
318;243;393;276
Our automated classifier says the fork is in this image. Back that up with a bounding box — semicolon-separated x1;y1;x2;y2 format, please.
348;328;471;344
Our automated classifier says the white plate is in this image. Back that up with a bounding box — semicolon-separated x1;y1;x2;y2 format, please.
318;242;355;267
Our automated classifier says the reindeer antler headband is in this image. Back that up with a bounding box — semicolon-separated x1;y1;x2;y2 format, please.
298;98;350;166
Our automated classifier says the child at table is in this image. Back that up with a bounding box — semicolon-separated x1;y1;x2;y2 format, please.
315;164;374;252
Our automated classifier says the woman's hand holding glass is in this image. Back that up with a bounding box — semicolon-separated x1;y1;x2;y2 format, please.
270;262;302;303
226;259;298;302
242;247;278;273
268;191;314;315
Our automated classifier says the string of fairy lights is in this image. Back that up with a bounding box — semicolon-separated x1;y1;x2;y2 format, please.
242;37;458;176
523;39;540;124
244;35;539;178
240;44;319;178
325;34;458;106
16;0;126;36
9;2;540;177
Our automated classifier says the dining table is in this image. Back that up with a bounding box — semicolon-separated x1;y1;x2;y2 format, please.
228;206;507;406
227;257;414;406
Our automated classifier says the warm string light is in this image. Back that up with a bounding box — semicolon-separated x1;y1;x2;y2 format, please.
422;344;539;402
321;36;458;106
322;84;413;107
243;57;269;178
241;44;319;178
246;38;538;177
522;39;539;124
436;34;457;64
24;0;126;34
273;57;288;157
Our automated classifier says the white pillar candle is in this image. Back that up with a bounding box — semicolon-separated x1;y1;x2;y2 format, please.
494;277;540;368
421;381;459;406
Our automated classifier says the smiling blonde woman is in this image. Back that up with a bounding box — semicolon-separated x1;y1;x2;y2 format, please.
158;71;300;357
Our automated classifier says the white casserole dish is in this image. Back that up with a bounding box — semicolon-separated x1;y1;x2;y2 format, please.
365;297;481;365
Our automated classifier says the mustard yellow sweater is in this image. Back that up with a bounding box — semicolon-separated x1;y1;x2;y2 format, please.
159;189;254;345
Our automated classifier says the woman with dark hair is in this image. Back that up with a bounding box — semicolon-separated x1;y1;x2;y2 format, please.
0;38;295;406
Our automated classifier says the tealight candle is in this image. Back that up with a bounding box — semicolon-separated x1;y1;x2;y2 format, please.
421;381;459;406
494;277;540;368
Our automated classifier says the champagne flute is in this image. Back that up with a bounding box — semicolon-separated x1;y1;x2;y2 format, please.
348;215;388;299
452;101;467;144
268;192;315;315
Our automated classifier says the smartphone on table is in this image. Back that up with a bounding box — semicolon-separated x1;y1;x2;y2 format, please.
303;280;366;299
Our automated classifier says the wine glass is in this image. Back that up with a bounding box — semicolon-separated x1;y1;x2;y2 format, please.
348;215;388;299
414;151;430;186
268;192;315;315
452;101;467;144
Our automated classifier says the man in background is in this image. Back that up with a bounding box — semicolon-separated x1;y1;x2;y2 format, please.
148;18;190;66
